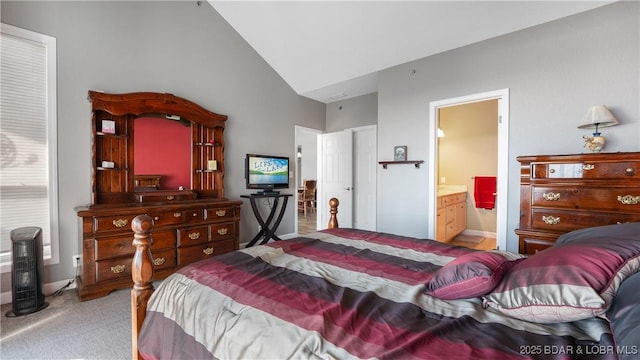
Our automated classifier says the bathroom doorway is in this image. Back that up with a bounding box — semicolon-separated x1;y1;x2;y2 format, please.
438;100;498;250
427;89;509;251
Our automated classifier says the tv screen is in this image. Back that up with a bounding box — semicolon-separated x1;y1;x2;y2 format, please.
245;154;289;192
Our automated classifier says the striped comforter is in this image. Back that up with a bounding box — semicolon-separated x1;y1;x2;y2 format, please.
138;228;615;360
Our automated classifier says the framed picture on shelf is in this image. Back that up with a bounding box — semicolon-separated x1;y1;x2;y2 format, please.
394;146;407;161
101;119;116;134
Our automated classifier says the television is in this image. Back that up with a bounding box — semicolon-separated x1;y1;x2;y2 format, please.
245;154;290;194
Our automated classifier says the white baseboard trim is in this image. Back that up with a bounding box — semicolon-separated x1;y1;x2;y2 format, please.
1;278;77;305
462;229;496;239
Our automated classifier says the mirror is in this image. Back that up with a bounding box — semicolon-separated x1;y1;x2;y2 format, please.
133;116;191;191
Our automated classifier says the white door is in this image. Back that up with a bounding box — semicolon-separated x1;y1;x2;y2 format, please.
353;126;376;231
318;129;353;229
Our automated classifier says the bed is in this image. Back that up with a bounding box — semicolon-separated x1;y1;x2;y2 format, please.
130;199;640;360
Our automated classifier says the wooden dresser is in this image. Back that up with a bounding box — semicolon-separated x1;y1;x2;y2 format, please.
515;152;640;255
76;200;240;300
76;91;241;301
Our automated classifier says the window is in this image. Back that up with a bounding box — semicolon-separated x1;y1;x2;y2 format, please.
0;23;58;271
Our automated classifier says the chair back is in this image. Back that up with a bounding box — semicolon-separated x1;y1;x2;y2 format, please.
302;180;316;200
303;179;316;190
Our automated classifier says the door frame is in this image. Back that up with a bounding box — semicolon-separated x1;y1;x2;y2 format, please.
427;88;509;250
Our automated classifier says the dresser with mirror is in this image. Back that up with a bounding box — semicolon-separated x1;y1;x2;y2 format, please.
75;91;242;301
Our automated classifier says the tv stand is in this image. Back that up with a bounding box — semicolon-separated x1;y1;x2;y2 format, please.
241;193;292;247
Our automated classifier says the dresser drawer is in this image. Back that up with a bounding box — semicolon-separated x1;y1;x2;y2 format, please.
177;226;209;247
148;248;177;270
147;211;186;227
532;186;640;212
95;229;175;260
134;191;197;203
211;222;234;241
93;210;185;232
177;239;236;265
206;207;235;221
531;209;640;232
95;248;175;282
522;238;554;255
186;208;205;223
534;161;639;180
94;215;136;232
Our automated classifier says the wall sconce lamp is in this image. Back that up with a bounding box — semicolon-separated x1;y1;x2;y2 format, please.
296;145;302;159
437;128;445;138
577;105;619;152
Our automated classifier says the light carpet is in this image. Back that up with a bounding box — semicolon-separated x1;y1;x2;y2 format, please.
0;287;131;360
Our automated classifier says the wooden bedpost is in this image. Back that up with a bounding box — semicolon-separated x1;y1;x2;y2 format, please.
131;215;155;360
328;197;339;229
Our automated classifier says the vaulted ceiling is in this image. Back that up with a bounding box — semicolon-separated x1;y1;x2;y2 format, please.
210;1;612;103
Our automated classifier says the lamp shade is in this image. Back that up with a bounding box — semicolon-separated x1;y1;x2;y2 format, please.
577;105;619;130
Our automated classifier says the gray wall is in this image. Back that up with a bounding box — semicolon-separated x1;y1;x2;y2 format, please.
376;1;639;251
326;93;378;132
0;1;325;292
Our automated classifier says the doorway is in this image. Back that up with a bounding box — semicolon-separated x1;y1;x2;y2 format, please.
427;89;509;251
295;126;323;235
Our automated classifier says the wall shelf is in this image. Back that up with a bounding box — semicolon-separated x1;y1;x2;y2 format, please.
378;160;424;169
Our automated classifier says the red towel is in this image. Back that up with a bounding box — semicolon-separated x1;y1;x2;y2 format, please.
474;176;496;210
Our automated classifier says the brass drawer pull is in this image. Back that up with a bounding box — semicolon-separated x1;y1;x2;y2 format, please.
542;215;560;225
188;232;201;240
583;164;595;170
217;228;228;236
542;192;560;201
111;264;126;274
153;257;166;266
112;219;128;228
617;195;640;205
173;212;182;218
166;195;175;201
625;167;635;176
203;247;214;255
192;212;199;217
154;216;160;221
215;209;227;217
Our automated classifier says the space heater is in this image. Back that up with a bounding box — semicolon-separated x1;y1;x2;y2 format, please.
6;226;48;317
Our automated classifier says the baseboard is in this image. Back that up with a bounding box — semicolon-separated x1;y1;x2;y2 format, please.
461;229;496;239
1;278;77;305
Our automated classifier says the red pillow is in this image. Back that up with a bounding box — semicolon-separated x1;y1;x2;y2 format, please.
425;250;525;300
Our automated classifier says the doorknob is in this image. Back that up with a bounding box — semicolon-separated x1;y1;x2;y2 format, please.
344;187;352;191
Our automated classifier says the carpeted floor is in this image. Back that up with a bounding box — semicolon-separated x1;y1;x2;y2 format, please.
0;287;131;359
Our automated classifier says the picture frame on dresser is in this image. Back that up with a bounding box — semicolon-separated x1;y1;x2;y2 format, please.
74;91;242;301
515;152;640;255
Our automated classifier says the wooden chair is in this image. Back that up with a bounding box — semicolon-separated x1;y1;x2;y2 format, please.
297;180;317;216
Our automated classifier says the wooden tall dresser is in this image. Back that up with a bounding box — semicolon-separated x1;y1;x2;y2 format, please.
75;91;242;301
516;152;640;255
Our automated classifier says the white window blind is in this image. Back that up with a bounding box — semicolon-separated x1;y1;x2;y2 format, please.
0;23;58;270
